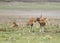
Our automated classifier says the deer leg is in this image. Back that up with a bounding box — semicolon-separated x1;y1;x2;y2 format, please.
30;24;33;32
39;22;45;33
39;24;45;33
39;27;44;33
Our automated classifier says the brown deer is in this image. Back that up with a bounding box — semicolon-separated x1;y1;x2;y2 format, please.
12;22;18;28
27;16;48;33
27;17;36;32
37;17;48;33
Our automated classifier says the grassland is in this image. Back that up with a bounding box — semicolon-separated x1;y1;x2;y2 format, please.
0;23;60;43
0;2;60;10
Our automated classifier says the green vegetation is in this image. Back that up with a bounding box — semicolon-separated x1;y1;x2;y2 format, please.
0;2;60;10
0;24;60;43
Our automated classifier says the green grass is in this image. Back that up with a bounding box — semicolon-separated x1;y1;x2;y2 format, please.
0;31;60;43
0;2;60;10
0;24;60;43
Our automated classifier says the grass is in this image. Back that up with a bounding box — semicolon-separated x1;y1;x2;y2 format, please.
0;2;60;10
0;24;60;43
0;31;60;43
